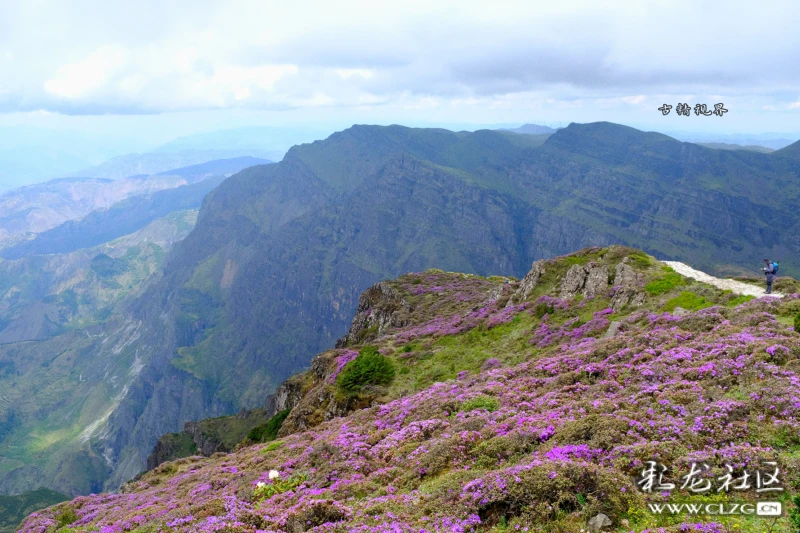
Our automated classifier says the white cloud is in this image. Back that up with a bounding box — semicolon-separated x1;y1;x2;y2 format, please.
335;68;374;80
0;0;797;126
44;46;128;99
622;95;646;105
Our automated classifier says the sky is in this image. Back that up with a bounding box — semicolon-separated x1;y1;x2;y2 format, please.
1;0;799;163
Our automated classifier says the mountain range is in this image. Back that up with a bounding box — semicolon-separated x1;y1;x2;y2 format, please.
0;121;799;500
0;156;269;251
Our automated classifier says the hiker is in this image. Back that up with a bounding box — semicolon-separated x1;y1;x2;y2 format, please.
762;258;775;274
765;270;775;294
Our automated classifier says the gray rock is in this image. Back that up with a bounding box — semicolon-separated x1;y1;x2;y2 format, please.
610;261;645;311
587;513;613;533
672;306;689;316
335;282;412;347
613;261;639;287
583;263;610;298
601;320;621;339
515;259;546;301
559;264;587;299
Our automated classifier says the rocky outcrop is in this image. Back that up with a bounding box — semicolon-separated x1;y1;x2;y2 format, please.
584;264;610;298
558;262;611;300
514;260;546;301
610;261;646;311
183;421;228;457
335;283;413;348
145;432;197;471
559;264;587;299
268;375;308;416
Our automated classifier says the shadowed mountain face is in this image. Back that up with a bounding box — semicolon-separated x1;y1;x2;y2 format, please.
0;122;798;496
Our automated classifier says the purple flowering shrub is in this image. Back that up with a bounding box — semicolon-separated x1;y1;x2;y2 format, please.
21;249;800;533
21;287;800;533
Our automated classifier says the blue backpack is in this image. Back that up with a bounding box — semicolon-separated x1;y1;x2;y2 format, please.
772;261;779;274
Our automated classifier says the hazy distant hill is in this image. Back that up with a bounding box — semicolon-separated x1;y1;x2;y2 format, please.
0;178;221;259
0;210;198;344
153;126;332;162
73;150;273;180
0;156;269;250
501;123;557;135
1;122;799;497
696;142;773;153
0;126;152;192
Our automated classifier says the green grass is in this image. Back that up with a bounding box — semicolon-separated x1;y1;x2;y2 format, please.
392;313;535;393
644;268;684;295
662;291;714;312
726;294;754;306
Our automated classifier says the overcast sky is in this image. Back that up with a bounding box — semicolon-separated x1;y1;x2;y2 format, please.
1;0;799;141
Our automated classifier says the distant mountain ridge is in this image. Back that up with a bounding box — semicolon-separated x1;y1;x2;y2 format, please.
0;179;221;259
1;121;799;497
501;123;558;135
0;157;270;251
71;151;273;181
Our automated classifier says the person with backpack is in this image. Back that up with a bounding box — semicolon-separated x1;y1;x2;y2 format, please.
765;270;775;294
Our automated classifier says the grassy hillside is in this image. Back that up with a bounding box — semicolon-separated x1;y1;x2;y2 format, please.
3;122;800;498
19;246;800;532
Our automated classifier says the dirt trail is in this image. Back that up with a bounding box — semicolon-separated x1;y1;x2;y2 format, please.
661;261;782;298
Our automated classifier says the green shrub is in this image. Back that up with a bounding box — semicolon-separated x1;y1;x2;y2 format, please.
533;302;555;318
795;313;800;333
55;507;78;528
245;409;290;444
644;269;683;295
337;346;395;394
460;395;500;412
790;493;800;532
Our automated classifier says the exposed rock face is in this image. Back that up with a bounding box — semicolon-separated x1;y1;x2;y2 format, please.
583;264;610;298
559;262;610;299
515;260;546;301
610;262;646;311
559;264;588;299
145;432;196;471
614;262;639;287
270;377;307;416
183;421;227;457
335;283;412;348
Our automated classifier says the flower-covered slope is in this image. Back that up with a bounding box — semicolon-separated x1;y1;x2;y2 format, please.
21;246;800;533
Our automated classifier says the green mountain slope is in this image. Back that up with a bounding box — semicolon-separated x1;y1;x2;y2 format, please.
2;122;799;498
0;488;68;533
